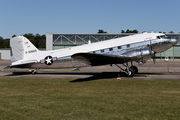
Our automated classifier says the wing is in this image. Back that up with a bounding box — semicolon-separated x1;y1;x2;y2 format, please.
71;53;132;66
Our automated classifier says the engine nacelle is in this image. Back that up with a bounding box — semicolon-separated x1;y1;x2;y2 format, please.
122;47;152;62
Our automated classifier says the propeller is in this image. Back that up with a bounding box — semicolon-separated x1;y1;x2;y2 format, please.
149;40;156;64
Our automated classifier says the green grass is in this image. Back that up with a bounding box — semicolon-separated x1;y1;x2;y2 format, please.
0;78;180;120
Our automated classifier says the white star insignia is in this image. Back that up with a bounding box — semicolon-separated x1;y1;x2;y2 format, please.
46;57;52;64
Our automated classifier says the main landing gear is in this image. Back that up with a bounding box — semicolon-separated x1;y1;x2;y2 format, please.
115;62;138;77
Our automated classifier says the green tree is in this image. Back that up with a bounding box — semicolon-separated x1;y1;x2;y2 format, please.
23;33;46;48
41;34;46;48
121;30;125;33
169;31;174;33
0;36;3;48
12;35;16;38
97;29;107;33
121;29;138;33
24;33;35;40
130;29;138;33
2;39;10;48
34;33;46;48
0;33;46;49
126;29;130;33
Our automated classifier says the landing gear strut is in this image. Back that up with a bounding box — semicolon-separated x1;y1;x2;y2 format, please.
115;62;138;77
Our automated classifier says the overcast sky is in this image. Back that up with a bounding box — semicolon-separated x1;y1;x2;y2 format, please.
0;0;180;38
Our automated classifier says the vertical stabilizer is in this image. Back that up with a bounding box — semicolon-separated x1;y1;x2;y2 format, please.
10;36;39;63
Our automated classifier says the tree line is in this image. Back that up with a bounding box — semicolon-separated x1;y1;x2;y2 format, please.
97;29;176;34
0;33;46;49
97;29;138;33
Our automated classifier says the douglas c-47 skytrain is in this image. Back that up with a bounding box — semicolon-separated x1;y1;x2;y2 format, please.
5;32;178;77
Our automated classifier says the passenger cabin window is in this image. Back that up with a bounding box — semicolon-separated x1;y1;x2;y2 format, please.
101;49;104;53
118;46;121;49
109;48;113;51
127;44;130;48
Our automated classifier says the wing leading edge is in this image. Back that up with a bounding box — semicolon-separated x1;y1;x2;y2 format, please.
71;53;132;66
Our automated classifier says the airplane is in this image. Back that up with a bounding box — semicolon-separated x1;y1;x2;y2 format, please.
4;32;178;77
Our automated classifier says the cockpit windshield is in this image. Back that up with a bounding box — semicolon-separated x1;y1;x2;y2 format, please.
157;35;167;39
160;35;167;38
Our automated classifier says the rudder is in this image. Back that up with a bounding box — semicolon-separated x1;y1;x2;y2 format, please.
10;36;39;63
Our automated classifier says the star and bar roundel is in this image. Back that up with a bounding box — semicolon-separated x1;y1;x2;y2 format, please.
40;56;57;65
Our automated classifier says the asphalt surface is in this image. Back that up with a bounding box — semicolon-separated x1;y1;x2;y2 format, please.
0;59;180;80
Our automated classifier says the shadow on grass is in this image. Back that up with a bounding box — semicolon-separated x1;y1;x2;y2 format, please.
6;71;127;82
70;72;169;82
4;71;171;82
70;72;127;82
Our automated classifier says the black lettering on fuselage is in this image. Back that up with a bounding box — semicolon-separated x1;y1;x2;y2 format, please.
28;49;37;53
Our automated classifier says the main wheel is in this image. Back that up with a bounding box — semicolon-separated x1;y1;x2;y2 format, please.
130;66;138;74
125;68;134;77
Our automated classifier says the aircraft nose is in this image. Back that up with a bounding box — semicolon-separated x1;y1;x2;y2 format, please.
171;38;178;46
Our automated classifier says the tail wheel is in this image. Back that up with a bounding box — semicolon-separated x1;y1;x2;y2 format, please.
30;68;39;74
32;70;36;74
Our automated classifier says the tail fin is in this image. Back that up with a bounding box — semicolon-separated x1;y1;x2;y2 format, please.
10;36;39;63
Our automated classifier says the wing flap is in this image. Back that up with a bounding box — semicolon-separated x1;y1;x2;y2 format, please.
71;53;132;66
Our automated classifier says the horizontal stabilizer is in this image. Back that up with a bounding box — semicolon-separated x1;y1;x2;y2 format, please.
4;62;36;69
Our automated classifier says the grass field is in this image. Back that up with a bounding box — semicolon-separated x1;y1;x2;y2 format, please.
0;78;180;120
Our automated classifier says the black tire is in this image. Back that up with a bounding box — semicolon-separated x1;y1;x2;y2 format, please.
125;68;134;77
130;66;138;74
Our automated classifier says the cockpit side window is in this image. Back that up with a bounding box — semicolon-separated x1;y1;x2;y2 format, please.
157;36;160;39
157;35;166;39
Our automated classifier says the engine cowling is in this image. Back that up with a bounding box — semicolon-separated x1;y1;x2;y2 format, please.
122;47;152;63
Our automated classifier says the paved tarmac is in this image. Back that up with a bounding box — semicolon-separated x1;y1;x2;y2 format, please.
0;59;180;80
